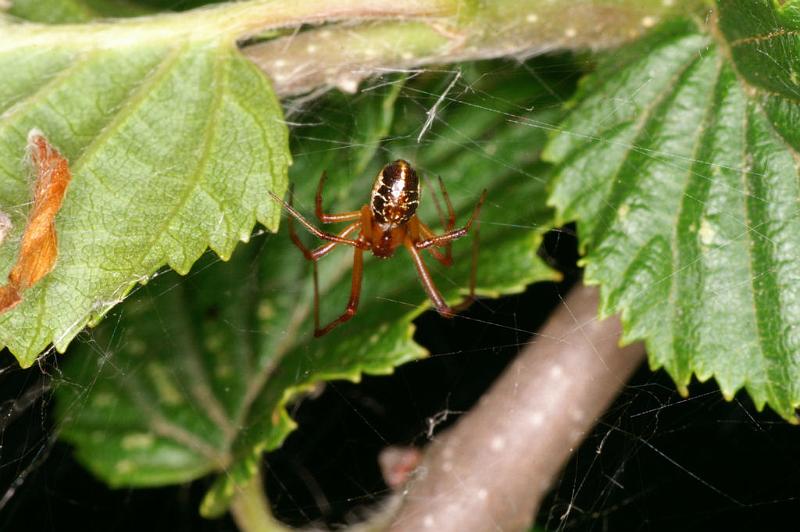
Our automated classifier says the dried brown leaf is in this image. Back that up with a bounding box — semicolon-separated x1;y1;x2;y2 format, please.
0;131;72;314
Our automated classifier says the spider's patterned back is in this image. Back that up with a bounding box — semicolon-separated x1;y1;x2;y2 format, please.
371;159;420;226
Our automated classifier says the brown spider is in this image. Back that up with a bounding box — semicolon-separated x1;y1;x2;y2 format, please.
269;159;487;337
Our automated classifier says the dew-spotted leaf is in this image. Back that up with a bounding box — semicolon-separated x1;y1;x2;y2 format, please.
545;2;800;422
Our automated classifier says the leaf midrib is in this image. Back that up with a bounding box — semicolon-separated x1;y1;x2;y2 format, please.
70;44;185;174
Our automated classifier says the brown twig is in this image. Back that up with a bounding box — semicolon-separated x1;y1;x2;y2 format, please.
385;283;645;531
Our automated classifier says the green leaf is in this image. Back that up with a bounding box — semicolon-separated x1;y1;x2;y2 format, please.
54;59;570;517
8;0;155;23
0;16;290;367
544;3;800;422
133;0;229;11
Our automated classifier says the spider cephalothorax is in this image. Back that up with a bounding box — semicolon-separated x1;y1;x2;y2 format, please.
270;160;486;336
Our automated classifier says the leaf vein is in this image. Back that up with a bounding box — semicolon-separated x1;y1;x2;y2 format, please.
590;51;709;247
729;28;800;47
669;57;724;380
70;44;186;175
0;48;88;123
174;282;238;442
133;46;227;273
740;104;781;408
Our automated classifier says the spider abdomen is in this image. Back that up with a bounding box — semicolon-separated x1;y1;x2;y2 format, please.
371;159;420;226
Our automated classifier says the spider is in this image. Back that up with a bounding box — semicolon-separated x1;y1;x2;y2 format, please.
269;159;487;337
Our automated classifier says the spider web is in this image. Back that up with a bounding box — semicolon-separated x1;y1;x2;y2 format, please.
1;18;800;532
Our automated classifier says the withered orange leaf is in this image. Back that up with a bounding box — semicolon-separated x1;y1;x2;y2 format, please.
0;131;72;314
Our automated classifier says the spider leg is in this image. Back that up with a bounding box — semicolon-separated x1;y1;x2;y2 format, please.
287;214;362;336
314;246;364;337
415;185;484;313
316;171;362;223
437;176;457;262
418;222;452;266
451;219;480;314
414;226;480;313
423;176;457;263
414;189;487;250
405;240;456;317
437;176;456;230
270;190;366;248
290;220;361;261
428;176;455;232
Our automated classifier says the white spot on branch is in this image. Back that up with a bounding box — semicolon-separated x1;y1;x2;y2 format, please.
337;76;360;93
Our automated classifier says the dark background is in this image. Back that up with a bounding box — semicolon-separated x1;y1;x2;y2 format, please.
1;227;799;532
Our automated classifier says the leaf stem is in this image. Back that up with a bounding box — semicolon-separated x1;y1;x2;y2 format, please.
2;0;705;80
0;0;457;48
244;0;707;96
229;469;292;532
